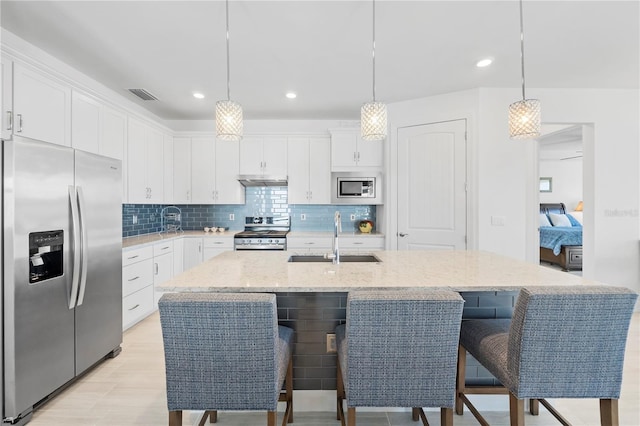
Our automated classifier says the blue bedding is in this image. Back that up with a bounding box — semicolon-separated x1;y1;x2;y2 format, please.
540;226;583;256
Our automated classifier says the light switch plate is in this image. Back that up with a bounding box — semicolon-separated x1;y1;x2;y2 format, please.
326;333;336;353
229;214;234;221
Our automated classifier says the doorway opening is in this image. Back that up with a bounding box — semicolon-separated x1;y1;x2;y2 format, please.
536;124;584;275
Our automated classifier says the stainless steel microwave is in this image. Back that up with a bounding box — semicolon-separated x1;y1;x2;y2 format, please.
331;172;383;205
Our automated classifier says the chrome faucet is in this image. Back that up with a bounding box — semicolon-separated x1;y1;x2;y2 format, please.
326;211;341;264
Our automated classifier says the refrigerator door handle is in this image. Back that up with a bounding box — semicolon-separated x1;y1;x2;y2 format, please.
76;186;89;306
68;185;81;309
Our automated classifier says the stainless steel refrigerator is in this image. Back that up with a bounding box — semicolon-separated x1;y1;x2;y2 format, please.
1;135;122;425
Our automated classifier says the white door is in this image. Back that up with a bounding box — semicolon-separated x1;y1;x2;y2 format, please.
71;91;101;154
287;138;310;204
145;127;164;203
397;120;467;250
126;118;148;203
262;137;288;176
308;137;331;203
239;137;263;175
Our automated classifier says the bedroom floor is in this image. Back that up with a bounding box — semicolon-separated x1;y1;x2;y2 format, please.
539;261;582;276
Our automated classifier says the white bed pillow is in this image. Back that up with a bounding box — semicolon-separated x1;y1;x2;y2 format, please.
549;213;572;227
539;213;552;227
569;211;583;225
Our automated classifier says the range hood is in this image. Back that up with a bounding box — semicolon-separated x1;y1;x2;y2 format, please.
237;175;288;187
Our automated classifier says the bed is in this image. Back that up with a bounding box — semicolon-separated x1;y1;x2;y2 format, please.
539;203;583;271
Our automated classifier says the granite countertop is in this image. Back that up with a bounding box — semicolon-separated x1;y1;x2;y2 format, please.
123;230;384;249
122;230;235;249
158;250;599;293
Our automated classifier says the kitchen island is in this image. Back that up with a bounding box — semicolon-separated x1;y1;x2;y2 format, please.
158;250;595;392
159;249;594;293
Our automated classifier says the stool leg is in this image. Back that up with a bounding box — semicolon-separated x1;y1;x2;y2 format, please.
267;411;277;426
509;393;524;426
412;407;419;421
169;410;182;426
600;399;619;426
455;345;466;415
337;359;345;421
441;407;453;426
529;399;539;415
347;407;356;426
286;357;294;423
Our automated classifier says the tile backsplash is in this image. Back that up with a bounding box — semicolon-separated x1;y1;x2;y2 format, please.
122;187;377;238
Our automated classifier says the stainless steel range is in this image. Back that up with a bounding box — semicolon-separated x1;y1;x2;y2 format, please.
234;216;290;250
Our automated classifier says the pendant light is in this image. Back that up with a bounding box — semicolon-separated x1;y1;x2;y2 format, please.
216;0;243;141
508;0;540;139
361;0;387;141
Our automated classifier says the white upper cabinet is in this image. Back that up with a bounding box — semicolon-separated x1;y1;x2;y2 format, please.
214;138;244;204
1;55;13;140
100;106;126;161
163;134;174;204
240;136;287;176
190;137;216;204
13;62;71;146
330;129;383;170
288;137;331;204
71;91;101;153
172;137;192;204
72;90;127;163
127;117;165;204
190;136;244;205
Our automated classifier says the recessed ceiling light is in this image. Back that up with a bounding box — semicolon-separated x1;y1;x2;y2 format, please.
193;92;205;99
476;58;493;68
286;92;297;99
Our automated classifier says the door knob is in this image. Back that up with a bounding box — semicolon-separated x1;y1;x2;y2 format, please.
398;232;409;237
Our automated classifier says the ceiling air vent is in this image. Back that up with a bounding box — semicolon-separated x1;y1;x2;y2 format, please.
127;88;159;101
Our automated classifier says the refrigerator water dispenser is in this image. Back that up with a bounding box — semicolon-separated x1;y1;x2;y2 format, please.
29;230;64;283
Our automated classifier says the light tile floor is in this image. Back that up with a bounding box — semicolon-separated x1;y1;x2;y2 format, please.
30;311;639;426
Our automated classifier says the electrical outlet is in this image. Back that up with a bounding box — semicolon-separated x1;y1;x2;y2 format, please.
300;213;306;221
350;214;356;221
229;213;235;221
326;333;337;353
132;214;138;225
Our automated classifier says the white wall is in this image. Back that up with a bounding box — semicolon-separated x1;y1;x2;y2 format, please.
539;158;582;211
386;89;480;250
477;88;639;293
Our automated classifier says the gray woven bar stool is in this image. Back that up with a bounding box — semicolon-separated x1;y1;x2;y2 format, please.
158;292;294;426
336;289;465;426
456;285;637;426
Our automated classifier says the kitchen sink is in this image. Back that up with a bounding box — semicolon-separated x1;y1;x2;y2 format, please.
288;254;381;263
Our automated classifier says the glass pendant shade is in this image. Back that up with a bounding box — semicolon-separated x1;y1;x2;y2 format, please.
508;98;540;139
215;100;243;141
361;101;387;141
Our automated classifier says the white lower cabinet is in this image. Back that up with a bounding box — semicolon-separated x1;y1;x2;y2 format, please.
183;237;204;270
122;246;154;330
340;235;385;253
152;241;173;308
287;235;332;254
203;236;234;260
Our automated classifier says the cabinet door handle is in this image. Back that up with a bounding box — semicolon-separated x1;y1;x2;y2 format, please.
353;152;357;162
186;190;190;200
128;304;140;311
357;152;361;161
128;276;140;282
198;245;202;253
16;114;23;132
6;111;12;131
309;191;313;199
154;263;159;274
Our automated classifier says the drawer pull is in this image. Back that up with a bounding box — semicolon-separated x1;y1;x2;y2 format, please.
214;242;224;245
161;246;170;250
128;304;140;311
128;276;140;282
127;255;139;260
353;242;363;245
304;242;315;245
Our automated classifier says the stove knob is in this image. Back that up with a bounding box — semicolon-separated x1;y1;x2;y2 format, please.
269;239;273;243
257;239;262;244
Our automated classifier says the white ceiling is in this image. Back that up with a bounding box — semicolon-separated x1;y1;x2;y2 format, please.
1;1;638;121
